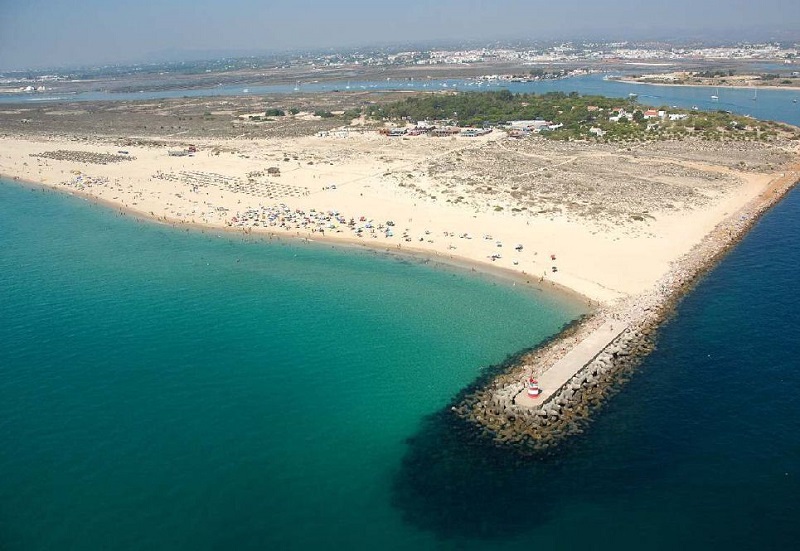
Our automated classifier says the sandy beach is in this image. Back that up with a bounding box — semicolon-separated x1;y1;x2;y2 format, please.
1;128;796;306
613;73;800;91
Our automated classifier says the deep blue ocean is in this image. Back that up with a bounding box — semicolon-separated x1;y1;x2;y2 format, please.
2;78;800;549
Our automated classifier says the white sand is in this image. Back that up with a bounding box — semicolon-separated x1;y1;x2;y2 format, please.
0;132;789;305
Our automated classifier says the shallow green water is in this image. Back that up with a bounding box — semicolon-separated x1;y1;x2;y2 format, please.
0;180;584;549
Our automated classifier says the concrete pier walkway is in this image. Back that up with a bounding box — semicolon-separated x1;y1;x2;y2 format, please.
515;321;626;408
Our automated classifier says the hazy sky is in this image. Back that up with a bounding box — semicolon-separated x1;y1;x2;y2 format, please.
1;0;799;70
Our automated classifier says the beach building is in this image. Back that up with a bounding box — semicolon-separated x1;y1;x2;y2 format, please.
608;108;629;122
642;109;667;120
508;120;550;132
460;128;492;137
431;127;460;137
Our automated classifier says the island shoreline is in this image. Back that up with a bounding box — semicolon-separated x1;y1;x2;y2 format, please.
610;76;800;92
5;161;798;454
3;124;798;454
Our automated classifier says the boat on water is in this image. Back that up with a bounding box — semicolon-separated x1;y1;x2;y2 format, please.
711;87;719;101
628;92;638;98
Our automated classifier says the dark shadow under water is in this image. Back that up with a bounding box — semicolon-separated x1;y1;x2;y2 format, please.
389;329;627;543
392;407;564;541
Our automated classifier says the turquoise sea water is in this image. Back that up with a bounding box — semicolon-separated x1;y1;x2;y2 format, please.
0;181;584;549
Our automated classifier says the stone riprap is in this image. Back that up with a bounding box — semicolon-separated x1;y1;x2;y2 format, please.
455;166;800;453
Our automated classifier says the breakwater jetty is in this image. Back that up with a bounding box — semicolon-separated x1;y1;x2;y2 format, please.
455;164;800;452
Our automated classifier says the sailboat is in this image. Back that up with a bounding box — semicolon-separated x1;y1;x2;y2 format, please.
751;88;758;101
711;87;719;101
294;81;300;91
